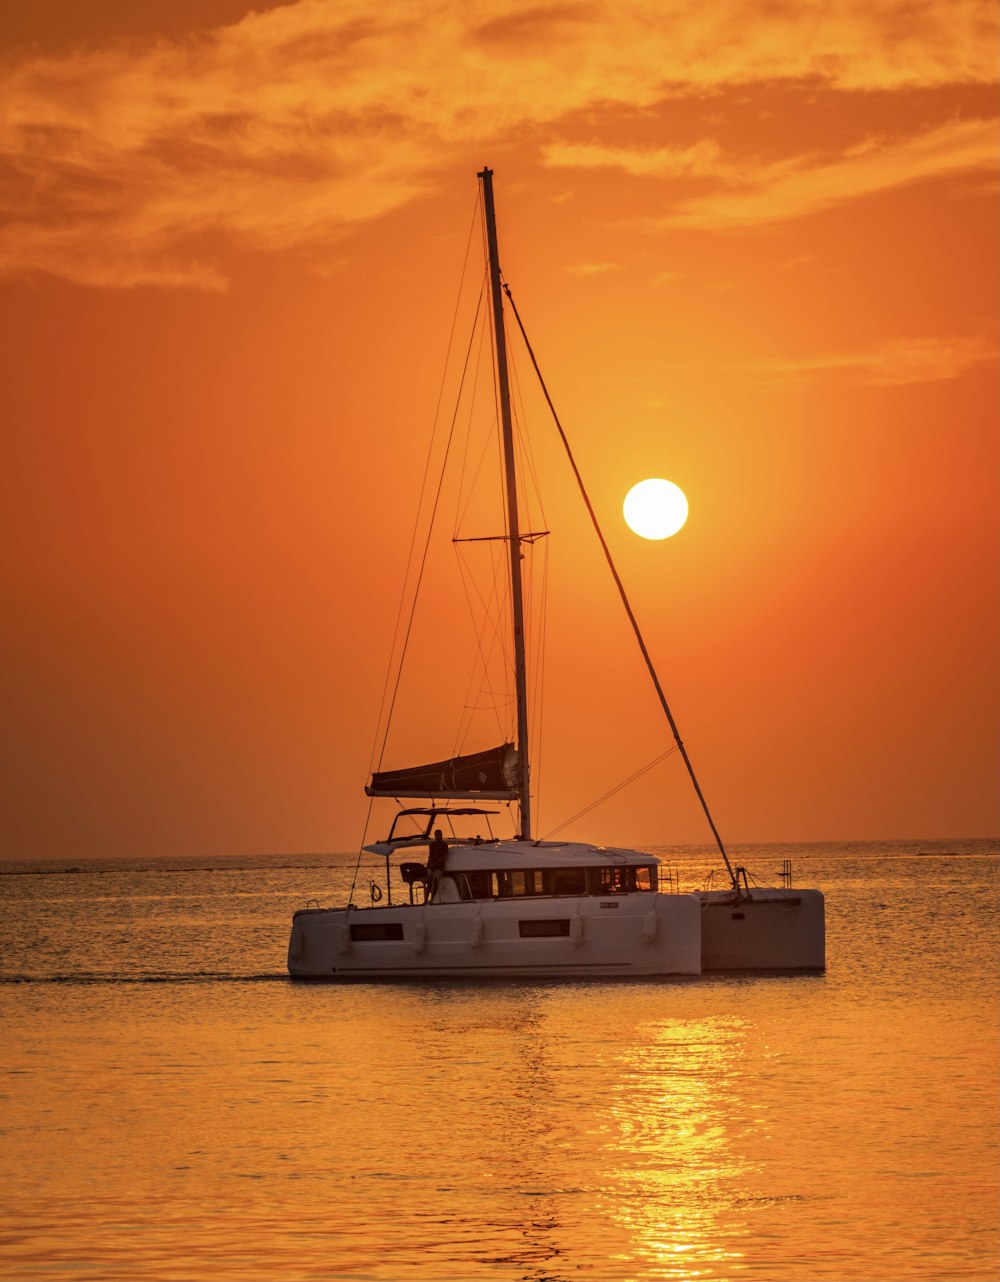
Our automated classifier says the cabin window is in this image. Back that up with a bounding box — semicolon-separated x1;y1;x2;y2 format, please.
518;919;570;938
587;866;628;895
494;869;536;897
585;865;658;894
542;868;587;896
454;864;656;900
462;871;493;900
350;922;405;941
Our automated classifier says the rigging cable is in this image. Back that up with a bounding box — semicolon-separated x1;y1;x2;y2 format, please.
452;285;494;537
348;197;483;908
452;538;512;752
506;315;551;827
542;746;679;840
370;276;487;780
450;280;511;755
365;197;482;783
527;532;549;834
501;278;739;890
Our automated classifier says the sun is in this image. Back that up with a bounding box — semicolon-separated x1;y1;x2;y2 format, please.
623;478;689;540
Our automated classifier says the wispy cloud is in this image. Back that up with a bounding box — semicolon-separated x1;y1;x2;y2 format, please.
738;335;998;386
543;139;729;179
0;0;996;288
566;260;619;275
543;120;998;229
661;119;1000;228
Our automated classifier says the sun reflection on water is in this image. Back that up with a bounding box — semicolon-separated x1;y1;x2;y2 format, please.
599;1015;754;1279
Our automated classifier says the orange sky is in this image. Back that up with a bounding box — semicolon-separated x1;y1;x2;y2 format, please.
1;0;997;859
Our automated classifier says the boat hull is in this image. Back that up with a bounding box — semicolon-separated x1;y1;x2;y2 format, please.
699;888;825;970
288;892;702;980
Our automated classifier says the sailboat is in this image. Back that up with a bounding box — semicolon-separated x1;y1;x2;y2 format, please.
287;168;824;980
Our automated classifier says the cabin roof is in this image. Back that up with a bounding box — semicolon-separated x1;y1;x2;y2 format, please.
442;840;661;871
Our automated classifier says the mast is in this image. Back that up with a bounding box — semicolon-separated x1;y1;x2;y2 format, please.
478;166;532;840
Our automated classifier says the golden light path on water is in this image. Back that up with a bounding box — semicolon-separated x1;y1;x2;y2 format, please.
603;1017;751;1278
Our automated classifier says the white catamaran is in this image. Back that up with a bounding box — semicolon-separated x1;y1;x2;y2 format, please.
288;168;825;980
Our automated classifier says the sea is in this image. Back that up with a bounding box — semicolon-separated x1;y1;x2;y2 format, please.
1;839;997;1282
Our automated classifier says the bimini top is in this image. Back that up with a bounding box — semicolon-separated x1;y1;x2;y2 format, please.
363;805;503;855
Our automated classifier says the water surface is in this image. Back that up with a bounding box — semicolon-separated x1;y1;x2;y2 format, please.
2;840;997;1280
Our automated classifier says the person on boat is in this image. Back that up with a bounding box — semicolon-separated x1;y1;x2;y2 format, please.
426;829;449;901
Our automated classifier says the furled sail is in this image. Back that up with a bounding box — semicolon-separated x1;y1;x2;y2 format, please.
366;743;519;800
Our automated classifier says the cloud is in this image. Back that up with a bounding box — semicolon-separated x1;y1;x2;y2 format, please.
0;0;996;288
660;118;1000;228
737;335;999;386
543;120;998;229
566;260;619;275
543;139;729;180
